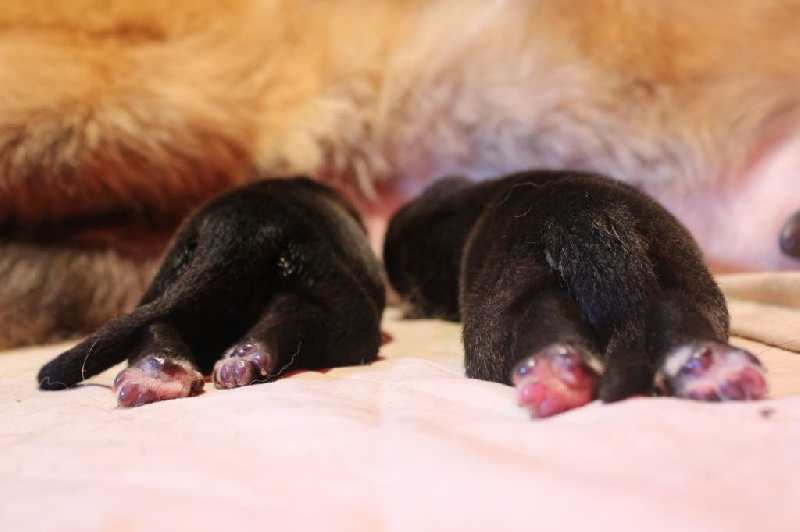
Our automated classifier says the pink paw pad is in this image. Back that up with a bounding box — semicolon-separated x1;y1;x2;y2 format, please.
511;344;601;419
112;356;205;408
660;342;768;401
213;342;275;389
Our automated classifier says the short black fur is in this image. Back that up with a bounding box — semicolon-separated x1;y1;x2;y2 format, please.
384;170;734;402
38;177;385;392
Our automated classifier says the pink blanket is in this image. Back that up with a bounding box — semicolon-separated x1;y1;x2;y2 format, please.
1;273;799;531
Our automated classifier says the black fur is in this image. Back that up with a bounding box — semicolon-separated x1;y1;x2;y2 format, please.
382;176;501;320
384;170;732;402
38;177;385;391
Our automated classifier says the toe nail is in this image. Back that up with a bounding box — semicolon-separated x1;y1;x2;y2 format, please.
511;358;537;385
252;352;272;375
233;359;250;383
113;371;128;390
218;364;232;384
553;351;578;372
117;382;140;406
680;347;714;377
233;343;255;357
141;356;165;374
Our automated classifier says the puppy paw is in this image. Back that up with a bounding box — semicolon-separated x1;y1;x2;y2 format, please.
213;342;276;389
657;342;768;401
511;343;601;419
113;356;205;407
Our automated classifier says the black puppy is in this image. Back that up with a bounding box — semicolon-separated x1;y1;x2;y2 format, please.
384;171;768;418
38;178;385;407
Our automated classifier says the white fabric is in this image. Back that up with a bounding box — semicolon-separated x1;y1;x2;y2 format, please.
1;273;799;531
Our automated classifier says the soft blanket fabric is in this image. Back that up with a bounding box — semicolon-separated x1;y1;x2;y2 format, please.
1;273;798;531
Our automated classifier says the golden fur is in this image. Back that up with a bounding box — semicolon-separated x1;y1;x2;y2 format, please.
2;0;800;347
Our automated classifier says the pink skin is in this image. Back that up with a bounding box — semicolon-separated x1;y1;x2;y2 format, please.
360;135;800;272
114;333;385;401
112;356;204;408
664;342;768;401
511;344;601;419
654;135;800;272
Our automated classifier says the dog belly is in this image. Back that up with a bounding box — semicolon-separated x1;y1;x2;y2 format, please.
657;135;800;272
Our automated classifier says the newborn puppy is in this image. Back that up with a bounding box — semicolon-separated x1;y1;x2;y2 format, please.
37;178;385;407
384;172;768;418
383;177;499;321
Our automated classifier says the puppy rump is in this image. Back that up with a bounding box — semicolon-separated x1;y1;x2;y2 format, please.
384;170;743;409
38;177;385;391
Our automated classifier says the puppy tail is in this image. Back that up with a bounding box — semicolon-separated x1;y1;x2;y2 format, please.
36;299;166;390
36;241;256;390
548;202;661;401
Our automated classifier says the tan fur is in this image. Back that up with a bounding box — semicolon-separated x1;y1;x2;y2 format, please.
1;0;800;348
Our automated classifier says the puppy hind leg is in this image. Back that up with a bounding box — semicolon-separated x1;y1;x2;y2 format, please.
539;199;666;403
465;287;603;419
649;292;768;401
213;291;381;389
112;322;204;408
593;287;726;402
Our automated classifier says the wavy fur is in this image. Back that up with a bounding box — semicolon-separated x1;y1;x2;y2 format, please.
2;0;800;347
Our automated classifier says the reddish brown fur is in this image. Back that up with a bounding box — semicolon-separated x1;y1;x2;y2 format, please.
2;0;800;347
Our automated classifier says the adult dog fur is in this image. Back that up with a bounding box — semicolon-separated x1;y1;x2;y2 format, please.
2;0;800;348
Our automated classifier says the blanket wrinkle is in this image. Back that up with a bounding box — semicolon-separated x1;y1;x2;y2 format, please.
0;273;799;530
727;301;800;353
718;273;800;355
718;272;800;308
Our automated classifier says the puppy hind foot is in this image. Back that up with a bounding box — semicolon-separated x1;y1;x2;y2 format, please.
113;356;205;408
657;342;768;401
511;343;601;419
213;342;276;389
